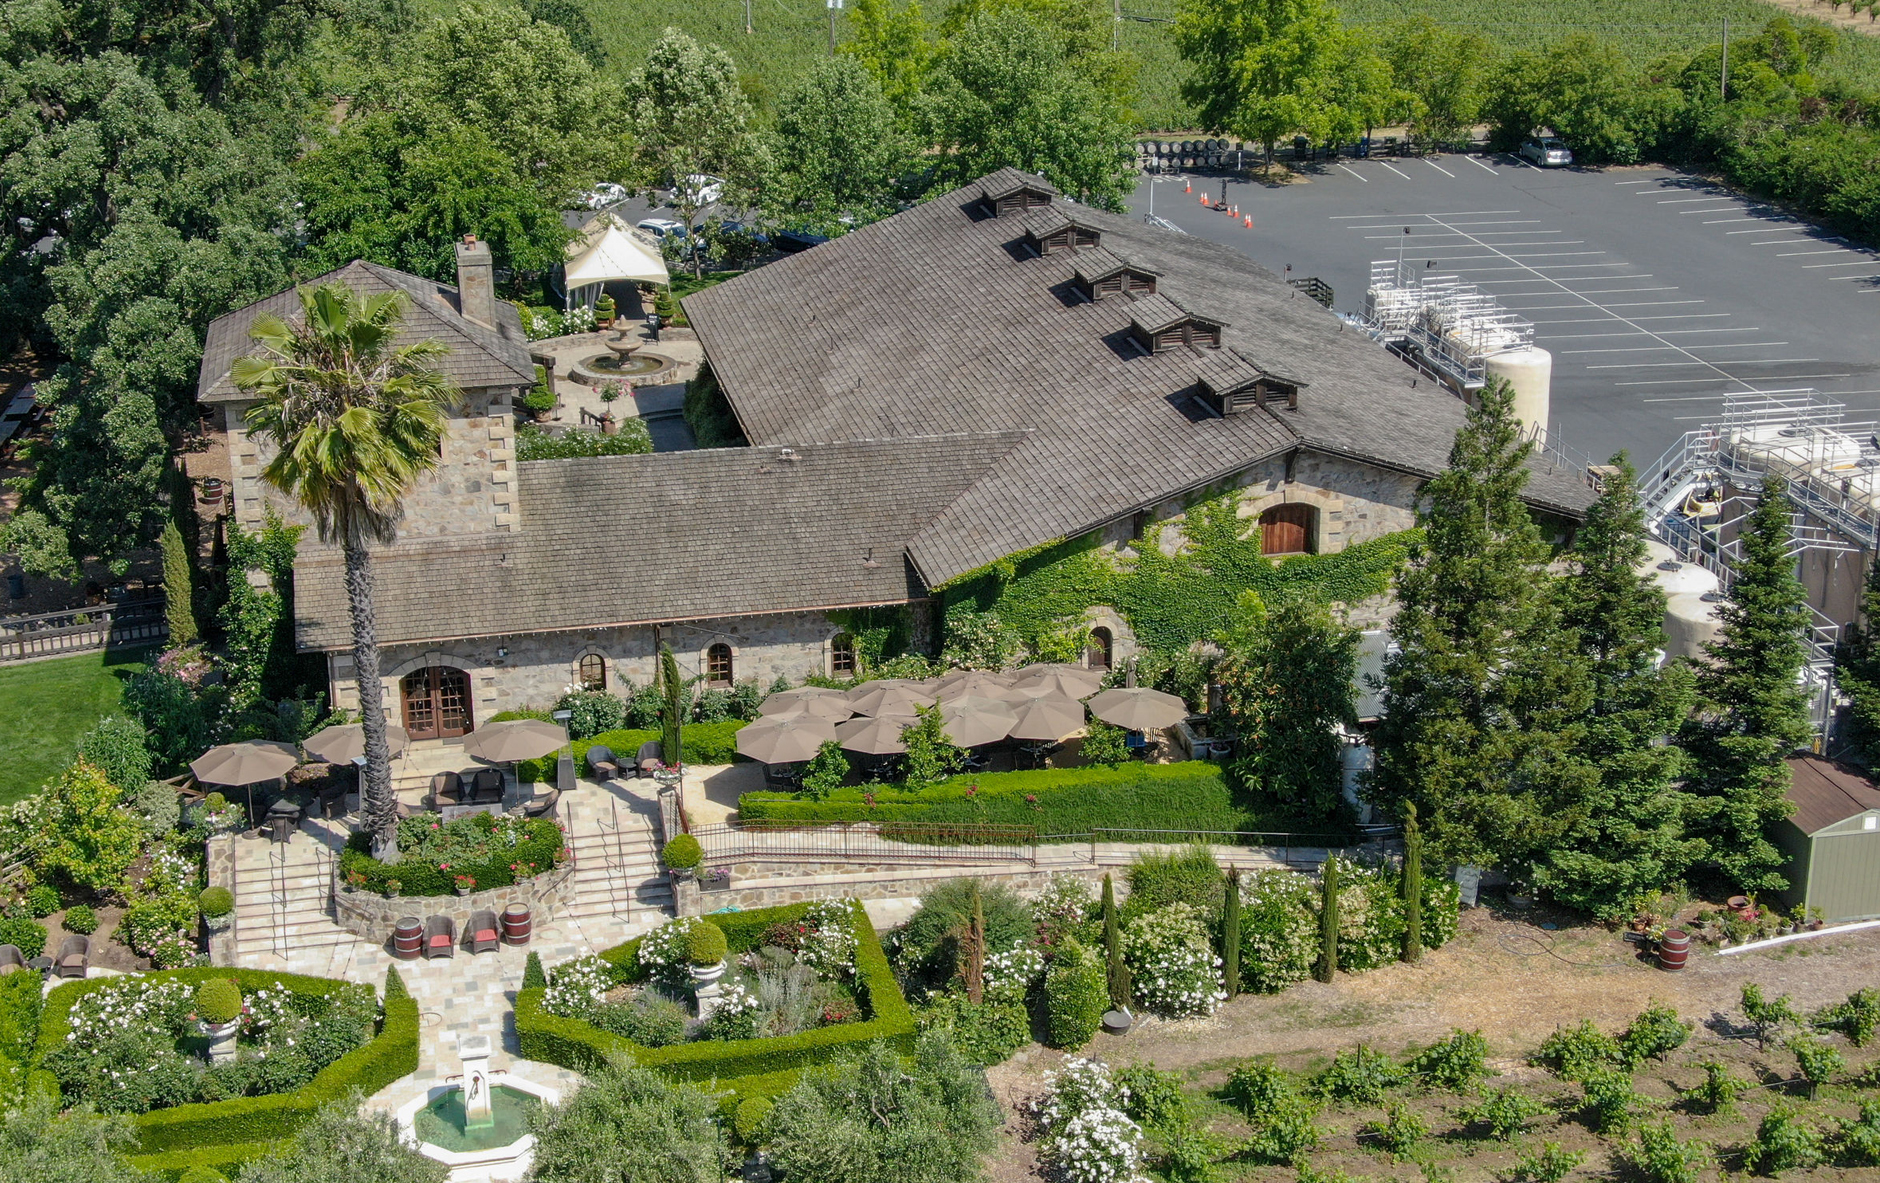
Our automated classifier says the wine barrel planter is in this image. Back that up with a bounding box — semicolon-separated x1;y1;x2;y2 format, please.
1657;929;1691;971
392;916;423;960
502;903;532;946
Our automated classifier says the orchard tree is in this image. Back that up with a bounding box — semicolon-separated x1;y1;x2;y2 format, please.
843;0;935;121
1680;478;1811;894
765;58;913;227
1384;17;1494;149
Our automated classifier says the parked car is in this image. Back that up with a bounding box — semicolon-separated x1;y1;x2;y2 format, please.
582;182;627;210
675;174;724;206
636;218;687;240
1518;138;1573;167
773;229;830;254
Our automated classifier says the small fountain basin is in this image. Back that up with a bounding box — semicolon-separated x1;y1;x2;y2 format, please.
414;1084;542;1153
570;352;675;385
397;1072;560;1181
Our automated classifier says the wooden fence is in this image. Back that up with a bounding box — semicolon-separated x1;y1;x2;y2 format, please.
0;596;167;663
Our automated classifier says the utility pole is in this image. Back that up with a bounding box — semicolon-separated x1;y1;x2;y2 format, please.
745;0;752;34
827;0;842;54
1721;19;1729;101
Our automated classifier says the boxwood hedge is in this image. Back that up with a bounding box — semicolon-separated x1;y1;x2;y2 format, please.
337;815;565;897
517;720;748;783
738;762;1344;840
516;900;913;1088
30;968;418;1155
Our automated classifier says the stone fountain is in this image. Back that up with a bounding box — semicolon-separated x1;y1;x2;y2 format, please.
398;1033;560;1182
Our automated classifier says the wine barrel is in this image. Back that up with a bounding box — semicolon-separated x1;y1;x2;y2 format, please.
502;903;532;946
1657;929;1691;971
392;916;423;960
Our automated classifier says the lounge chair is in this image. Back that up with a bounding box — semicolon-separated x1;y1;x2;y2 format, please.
0;945;23;975
469;768;504;806
427;771;463;809
634;740;663;778
55;934;88;979
585;745;619;780
422;915;456;960
524;787;561;819
467;910;500;955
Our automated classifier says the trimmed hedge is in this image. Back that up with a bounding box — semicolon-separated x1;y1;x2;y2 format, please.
738;762;1344;840
0;970;41;1107
518;720;749;783
128;1142;273;1180
30;968;419;1155
337;815;565;897
516;900;913;1088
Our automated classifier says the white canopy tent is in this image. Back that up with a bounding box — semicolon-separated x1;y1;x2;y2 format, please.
564;213;668;309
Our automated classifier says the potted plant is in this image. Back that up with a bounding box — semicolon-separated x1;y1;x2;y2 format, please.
521;382;557;422
193;978;243;1063
595;293;617;327
384;879;403;898
199;886;234;934
344;869;367;894
454;874;477;896
1808;906;1826;931
698;866;731;892
688;919;728;985
198;477;225;504
662;834;702;879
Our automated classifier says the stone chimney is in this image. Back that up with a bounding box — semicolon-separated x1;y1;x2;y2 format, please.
454;234;495;328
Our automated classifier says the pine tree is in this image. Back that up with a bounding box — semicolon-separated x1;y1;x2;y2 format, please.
1367;377;1591;872
1101;873;1130;1010
159;519;197;646
1222;866;1242;998
1401;803;1422;964
1681;477;1811;894
1536;454;1703;920
1317;854;1339;982
1834;554;1880;764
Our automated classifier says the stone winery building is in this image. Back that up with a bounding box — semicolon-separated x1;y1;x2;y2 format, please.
196;169;1595;740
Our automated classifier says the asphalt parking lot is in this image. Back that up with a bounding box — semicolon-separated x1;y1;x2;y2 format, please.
1128;154;1880;467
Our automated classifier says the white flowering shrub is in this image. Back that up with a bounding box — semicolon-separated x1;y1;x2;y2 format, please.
542;954;617;1021
1034;1058;1146;1183
564;303;596;334
520;307;563;340
636;917;710;986
795;899;859;980
144;843;200;894
1121;903;1224;1018
701;978;762;1040
983;941;1045;1003
1238;870;1318;993
1033;875;1094;931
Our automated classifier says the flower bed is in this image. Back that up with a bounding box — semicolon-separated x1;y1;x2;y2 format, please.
515;900;913;1092
29;968;417;1154
338;812;564;897
1236;863;1461;993
515;720;748;783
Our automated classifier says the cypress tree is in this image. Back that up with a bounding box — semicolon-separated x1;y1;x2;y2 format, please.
1681;477;1812;894
1536;454;1703;920
1222;866;1241;998
658;643;686;764
521;951;546;991
159;519;197;646
1101;873;1130;1010
384;965;408;1000
1317;854;1339;983
1835;553;1880;765
1368;377;1590;873
1401;803;1422;964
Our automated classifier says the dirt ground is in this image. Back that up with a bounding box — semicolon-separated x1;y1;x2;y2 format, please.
1760;0;1880;35
984;905;1880;1181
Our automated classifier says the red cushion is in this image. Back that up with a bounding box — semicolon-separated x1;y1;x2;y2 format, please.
429;934;451;946
474;929;497;942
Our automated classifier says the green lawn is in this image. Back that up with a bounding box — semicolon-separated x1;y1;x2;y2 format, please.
0;649;152;805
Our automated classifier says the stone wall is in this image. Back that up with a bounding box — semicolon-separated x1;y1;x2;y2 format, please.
331;864;576;946
674;860;1133;917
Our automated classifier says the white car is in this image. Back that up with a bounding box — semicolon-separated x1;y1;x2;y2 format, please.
1518;138;1573;167
583;182;627;209
636;218;687;240
675;174;724;207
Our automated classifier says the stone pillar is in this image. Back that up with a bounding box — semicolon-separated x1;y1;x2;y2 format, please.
673;875;701;918
459;1034;495;1130
205;1021;239;1063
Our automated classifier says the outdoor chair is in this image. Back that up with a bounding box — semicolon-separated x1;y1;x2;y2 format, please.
586;745;619;781
55;935;88;979
634;740;663;778
959;749;991;774
763;762;805;791
422;915;456;960
469;768;504;805
524;788;561;819
467;910;500;955
0;945;23;975
427;771;463;809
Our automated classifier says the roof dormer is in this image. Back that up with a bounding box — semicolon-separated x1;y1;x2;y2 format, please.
1192;348;1307;414
1072;249;1158;300
1128;295;1226;353
979;171;1057;218
1020;207;1101;256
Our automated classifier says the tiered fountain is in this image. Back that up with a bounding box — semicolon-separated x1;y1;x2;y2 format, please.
398;1034;559;1182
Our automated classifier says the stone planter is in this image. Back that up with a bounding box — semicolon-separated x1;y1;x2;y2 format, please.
691;959;727;987
1101;1009;1133;1036
698;873;734;894
204;913;232;935
333;864;576;946
201;1019;240;1063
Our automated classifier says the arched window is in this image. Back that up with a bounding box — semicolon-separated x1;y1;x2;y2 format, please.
706;643;734;687
1259;503;1318;556
577;653;606;691
831;634;857;678
1087;627;1114;670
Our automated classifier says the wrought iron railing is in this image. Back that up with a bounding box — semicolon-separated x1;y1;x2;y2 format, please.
693;820;1039;868
1084;826;1389;868
0;596;166;662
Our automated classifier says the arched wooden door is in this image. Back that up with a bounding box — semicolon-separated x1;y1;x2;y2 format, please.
1259;503;1317;555
1087;627;1114;669
402;666;473;739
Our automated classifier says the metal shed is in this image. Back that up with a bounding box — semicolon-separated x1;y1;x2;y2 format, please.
1777;755;1880;922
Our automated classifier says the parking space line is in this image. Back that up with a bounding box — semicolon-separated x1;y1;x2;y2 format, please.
1779;249;1857;257
1750;239;1818;246
1656;196;1728;203
1614;179;1656;185
1467;156;1499;173
1806;260;1880;268
1329;210;1521;218
1501;154;1536;169
1829;273;1880;279
1589;358;1817;369
1726;227;1798;234
1337;164;1368;182
1541;328;1757;339
1426;159;1456;177
1642;394;1738;402
1703;218;1768;225
1675;208;1740;215
1377;162;1413;179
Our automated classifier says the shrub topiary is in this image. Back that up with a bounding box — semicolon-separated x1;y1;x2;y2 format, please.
198;887;234;919
62;905;97;935
732;1096;773;1145
523;951;547;991
194;977;242;1025
661;834;702;870
0;918;45;959
178;1167;227;1183
1043;937;1106;1049
25;885;59;918
687;920;727;966
385;965;409;1001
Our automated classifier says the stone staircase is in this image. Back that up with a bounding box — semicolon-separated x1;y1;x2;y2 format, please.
229;821;357;975
559;783;672;940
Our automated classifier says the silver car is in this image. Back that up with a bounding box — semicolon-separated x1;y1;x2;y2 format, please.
1519;137;1573;167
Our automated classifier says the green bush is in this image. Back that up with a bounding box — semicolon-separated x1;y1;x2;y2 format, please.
24;885;58;918
77;714;154;794
0;918;45;960
1406;1028;1489;1090
1580;1066;1644;1133
891;878;1031;996
1043;937;1106;1050
1749;1104;1823;1174
517;721;748;782
1791;1035;1846;1098
662;834;702;870
1363;1100;1428;1156
1512;1142;1586;1183
1238;1095;1321;1163
1123;846;1224;926
1619;1002;1691;1067
193;979;241;1025
1816;987;1880;1048
733;1095;773;1145
1314;1046;1407;1105
197;887;234;919
1116;1063;1188;1129
1222;1060;1292;1118
1624;1119;1709;1183
178;1166;227;1183
1534;1019;1624;1080
1679;1059;1746;1116
1458;1087;1548;1141
1834;1099;1880;1167
0;971;43;1107
914;994;1030;1067
687;920;727;966
61;905;97;935
522;952;547;991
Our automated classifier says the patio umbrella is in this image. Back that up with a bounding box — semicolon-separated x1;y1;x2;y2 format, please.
1006;669;1103;701
845;680;936;717
940;695;1018;748
461;719;568;763
834;712;915;755
735;714;838;764
758;692;851;723
300;723;411;764
1087;687;1189;732
1005;695;1086;742
190;740;301;823
934;671;1012;702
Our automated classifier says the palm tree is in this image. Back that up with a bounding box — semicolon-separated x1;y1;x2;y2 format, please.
233;283;460;863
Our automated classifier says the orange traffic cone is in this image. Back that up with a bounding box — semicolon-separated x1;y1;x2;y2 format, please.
1244;215;1253;228
1200;194;1210;206
1184;180;1192;193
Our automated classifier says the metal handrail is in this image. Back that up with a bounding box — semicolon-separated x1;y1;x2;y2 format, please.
694;819;1038;867
1087;826;1388;868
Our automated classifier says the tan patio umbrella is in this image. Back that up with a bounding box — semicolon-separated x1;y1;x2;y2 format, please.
1006;695;1086;742
934;671;1012;702
940;695;1018;748
1005;669;1103;701
834;712;916;755
190;739;301;824
461;719;569;763
758;689;852;722
1087;687;1190;731
301;723;411;764
845;680;936;717
735;714;838;764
